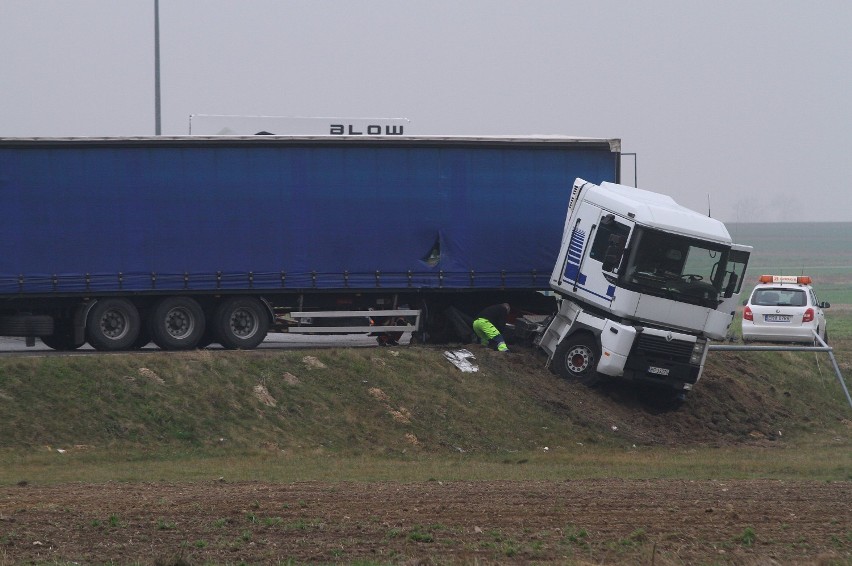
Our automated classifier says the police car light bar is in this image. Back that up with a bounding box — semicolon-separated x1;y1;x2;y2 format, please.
758;274;812;285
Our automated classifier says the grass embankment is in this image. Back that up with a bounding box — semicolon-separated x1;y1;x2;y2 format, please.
1;309;850;485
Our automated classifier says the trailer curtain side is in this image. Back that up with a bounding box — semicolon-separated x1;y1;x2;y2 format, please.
0;137;619;294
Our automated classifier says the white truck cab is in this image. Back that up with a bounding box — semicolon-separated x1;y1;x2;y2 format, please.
538;179;752;400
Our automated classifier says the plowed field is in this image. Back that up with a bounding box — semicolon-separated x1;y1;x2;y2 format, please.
2;479;849;564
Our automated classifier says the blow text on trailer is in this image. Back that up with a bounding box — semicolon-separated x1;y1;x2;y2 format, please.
187;114;411;136
537;179;751;401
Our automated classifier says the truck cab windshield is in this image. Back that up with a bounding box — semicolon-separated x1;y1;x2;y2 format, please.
619;227;736;307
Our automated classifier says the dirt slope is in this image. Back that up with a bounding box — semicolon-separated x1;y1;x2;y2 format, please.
480;344;847;448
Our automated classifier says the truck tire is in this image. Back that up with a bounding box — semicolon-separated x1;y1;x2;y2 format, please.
149;297;205;350
28;315;55;336
86;298;141;351
551;333;602;386
41;333;84;350
41;318;85;351
213;297;268;350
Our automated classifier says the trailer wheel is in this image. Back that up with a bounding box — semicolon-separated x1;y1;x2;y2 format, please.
86;298;140;351
28;315;55;336
41;334;84;350
551;333;602;386
41;318;85;351
150;297;205;350
214;297;268;350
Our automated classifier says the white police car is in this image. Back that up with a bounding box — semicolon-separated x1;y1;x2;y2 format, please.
741;275;830;344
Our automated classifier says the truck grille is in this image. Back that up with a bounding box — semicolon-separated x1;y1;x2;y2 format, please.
636;334;694;362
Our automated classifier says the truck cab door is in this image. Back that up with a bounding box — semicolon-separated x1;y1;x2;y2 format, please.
706;243;752;339
550;199;633;309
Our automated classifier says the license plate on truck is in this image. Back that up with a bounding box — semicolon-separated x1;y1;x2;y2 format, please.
764;314;791;322
648;366;670;376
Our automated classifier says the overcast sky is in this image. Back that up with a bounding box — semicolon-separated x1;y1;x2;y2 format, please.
2;1;850;223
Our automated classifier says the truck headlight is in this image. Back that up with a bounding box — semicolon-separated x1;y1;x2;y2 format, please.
690;339;707;365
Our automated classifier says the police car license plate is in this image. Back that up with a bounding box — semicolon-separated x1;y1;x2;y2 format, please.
648;366;670;376
765;314;791;322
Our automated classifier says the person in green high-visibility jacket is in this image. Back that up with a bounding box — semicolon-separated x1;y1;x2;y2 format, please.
472;303;510;352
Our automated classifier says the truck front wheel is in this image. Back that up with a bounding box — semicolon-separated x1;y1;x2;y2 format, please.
86;298;141;351
552;334;602;386
214;297;269;350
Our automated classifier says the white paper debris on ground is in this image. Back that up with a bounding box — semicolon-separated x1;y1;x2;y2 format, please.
443;349;479;372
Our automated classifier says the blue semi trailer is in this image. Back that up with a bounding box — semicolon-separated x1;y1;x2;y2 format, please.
0;135;621;351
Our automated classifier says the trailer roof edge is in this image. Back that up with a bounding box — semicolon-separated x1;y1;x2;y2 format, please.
0;135;621;152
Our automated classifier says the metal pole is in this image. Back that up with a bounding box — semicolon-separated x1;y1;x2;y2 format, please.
708;332;852;411
154;0;161;135
814;333;852;410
